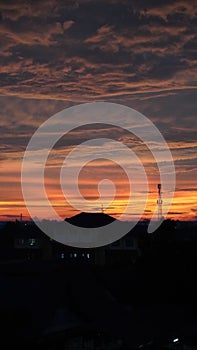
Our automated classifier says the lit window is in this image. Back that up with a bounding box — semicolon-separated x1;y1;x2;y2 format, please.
173;338;179;343
60;253;64;259
29;238;36;246
74;253;77;258
87;253;90;259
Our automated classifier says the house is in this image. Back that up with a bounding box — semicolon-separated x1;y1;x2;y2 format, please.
0;221;52;261
0;213;144;266
64;212;142;266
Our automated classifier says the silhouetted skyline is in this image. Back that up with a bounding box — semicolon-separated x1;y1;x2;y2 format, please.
0;0;196;221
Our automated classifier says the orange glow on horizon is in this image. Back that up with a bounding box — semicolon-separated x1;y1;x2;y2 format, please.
0;155;196;222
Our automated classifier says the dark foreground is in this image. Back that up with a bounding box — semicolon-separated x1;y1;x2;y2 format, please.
1;247;197;350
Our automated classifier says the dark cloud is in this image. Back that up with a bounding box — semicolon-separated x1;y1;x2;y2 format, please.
168;211;184;215
0;0;196;100
177;188;197;192
0;0;196;221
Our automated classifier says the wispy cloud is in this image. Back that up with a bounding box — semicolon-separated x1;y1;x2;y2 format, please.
0;0;196;220
0;0;196;100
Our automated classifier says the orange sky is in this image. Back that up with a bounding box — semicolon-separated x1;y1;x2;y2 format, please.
0;127;196;222
0;0;196;222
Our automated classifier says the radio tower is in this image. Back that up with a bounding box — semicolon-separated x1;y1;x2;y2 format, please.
157;184;162;220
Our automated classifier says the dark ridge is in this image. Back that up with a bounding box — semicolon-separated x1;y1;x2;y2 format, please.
65;212;116;228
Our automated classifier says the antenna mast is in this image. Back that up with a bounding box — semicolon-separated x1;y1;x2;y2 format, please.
157;184;162;220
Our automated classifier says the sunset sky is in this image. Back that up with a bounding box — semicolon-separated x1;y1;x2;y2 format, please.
0;0;196;222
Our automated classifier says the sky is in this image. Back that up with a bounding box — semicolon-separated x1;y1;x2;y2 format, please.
0;0;196;222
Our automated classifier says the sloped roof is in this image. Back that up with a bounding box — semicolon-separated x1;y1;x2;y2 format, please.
65;212;115;228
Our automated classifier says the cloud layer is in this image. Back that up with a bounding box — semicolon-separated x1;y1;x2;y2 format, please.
0;0;196;221
0;0;196;100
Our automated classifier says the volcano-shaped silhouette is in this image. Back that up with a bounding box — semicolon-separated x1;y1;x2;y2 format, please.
65;212;116;228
